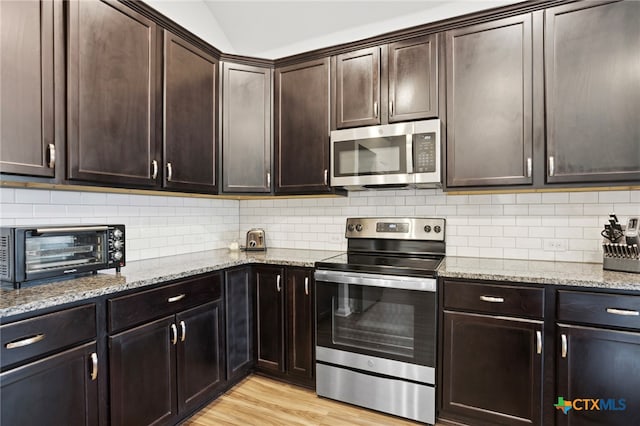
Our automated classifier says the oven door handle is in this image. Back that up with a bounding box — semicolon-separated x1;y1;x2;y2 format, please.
314;270;436;292
34;226;109;234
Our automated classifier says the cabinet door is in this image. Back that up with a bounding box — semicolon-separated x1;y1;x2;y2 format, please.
1;342;98;425
545;1;640;184
109;316;176;426
388;34;438;122
335;47;381;128
445;14;534;188
556;324;640;426
225;267;254;382
255;266;285;373
286;268;314;382
67;0;159;186
0;0;55;177
442;311;543;425
222;63;271;193
176;301;224;414
164;31;218;193
275;58;331;194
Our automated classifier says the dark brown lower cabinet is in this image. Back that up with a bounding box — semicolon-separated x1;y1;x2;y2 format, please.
255;266;315;387
442;311;543;425
556;324;640;426
1;341;99;425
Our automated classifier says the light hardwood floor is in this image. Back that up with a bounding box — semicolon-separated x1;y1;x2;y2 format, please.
183;375;430;426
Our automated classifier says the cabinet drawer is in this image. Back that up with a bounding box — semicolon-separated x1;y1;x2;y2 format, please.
1;304;96;370
557;291;640;330
109;273;221;333
443;280;544;318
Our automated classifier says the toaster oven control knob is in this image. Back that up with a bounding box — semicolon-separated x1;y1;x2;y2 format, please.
113;240;123;249
113;229;123;239
347;224;355;232
355;224;363;232
434;225;442;233
113;251;123;261
424;225;432;233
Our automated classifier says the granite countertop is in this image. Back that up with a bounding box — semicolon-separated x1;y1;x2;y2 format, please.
439;256;640;291
0;248;341;319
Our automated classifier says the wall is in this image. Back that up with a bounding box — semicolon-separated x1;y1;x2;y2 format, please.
240;189;640;263
0;188;239;261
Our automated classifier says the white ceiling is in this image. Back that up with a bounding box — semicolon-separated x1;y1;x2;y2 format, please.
147;0;523;59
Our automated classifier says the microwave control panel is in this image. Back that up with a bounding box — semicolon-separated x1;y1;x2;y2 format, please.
413;132;437;173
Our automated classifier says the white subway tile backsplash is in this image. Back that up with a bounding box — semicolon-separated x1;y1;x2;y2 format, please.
16;189;50;204
569;192;598;203
599;191;630;203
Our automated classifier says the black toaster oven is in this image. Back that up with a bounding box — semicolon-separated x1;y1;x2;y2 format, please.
0;224;125;289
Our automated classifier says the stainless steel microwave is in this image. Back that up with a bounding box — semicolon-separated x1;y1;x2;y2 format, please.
0;224;125;289
330;119;441;190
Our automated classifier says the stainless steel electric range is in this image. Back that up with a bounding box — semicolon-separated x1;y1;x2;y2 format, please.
314;217;446;425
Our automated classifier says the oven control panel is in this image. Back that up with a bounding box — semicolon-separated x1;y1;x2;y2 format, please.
345;217;445;241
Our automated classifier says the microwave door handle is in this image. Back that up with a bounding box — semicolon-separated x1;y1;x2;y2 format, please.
406;134;413;174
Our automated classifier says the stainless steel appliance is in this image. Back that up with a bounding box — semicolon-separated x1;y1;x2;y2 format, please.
245;228;266;251
0;224;125;288
314;217;445;424
330;119;441;190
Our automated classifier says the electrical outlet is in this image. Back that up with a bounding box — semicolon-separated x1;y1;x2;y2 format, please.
329;234;343;244
544;239;567;252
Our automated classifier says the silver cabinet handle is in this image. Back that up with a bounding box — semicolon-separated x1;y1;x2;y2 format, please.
151;160;158;179
561;334;567;358
267;172;271;188
548;156;555;177
47;144;56;169
276;274;281;292
305;277;309;296
480;295;504;303
171;323;178;345
373;101;378;118
167;294;186;303
526;157;532;178
389;101;394;117
5;334;45;349
536;331;542;355
167;162;173;181
179;320;186;342
90;352;98;381
606;308;639;316
324;169;328;186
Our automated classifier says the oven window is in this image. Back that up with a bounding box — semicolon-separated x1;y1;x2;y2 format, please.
334;136;407;177
317;281;435;367
25;233;105;273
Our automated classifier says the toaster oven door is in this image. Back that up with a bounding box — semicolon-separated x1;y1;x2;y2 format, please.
23;227;109;281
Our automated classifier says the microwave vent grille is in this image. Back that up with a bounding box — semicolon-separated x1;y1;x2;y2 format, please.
0;236;8;278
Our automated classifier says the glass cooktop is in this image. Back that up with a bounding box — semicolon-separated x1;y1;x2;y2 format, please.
315;252;444;277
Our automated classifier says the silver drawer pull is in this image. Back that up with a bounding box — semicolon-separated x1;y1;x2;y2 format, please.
5;334;45;349
480;295;504;303
561;334;568;358
90;353;98;380
171;324;178;345
606;308;639;316
179;320;186;342
167;294;186;303
536;331;542;355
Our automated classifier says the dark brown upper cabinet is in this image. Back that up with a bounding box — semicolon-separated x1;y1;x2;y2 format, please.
335;47;381;128
222;62;271;193
275;58;332;194
67;0;159;187
388;34;438;123
445;14;534;188
0;0;56;177
163;31;218;193
544;0;640;184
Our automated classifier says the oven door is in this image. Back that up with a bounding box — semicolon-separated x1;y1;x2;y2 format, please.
315;270;436;369
21;226;110;282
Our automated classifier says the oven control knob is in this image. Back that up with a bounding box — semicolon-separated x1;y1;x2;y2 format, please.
113;251;123;261
424;225;432;233
113;229;123;239
347;224;355;232
355;224;363;232
113;240;123;249
434;225;442;233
